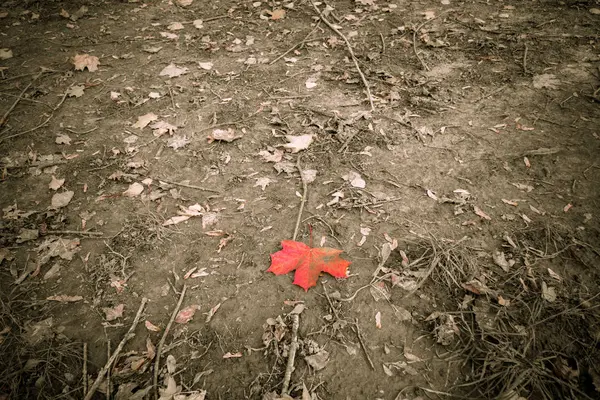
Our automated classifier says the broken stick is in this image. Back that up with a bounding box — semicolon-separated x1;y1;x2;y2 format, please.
154;285;187;400
292;155;308;241
310;1;375;111
281;310;300;395
84;297;148;400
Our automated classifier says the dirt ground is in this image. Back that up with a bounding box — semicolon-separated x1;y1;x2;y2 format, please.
1;0;600;399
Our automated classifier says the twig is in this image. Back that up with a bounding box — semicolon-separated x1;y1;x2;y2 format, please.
269;22;321;65
322;283;340;321
84;297;148;400
0;90;68;144
46;230;104;236
106;340;111;400
154;285;187;400
338;129;360;153
156;178;220;193
0;80;34;128
522;44;529;74
65;126;98;135
413;17;437;71
353;318;375;370
196;111;260;133
2;160;68;170
473;85;506;104
281;312;300;395
310;1;374;111
292;155;308;241
379;32;385;54
82;342;88;396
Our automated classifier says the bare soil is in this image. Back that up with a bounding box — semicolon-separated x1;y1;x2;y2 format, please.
1;0;600;399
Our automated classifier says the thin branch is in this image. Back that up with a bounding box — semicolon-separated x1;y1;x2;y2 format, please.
281;312;300;395
270;22;321;65
0;80;34;128
354;318;375;370
154;285;187;400
156;178;220;193
292;155;308;241
310;1;375;111
84;298;148;400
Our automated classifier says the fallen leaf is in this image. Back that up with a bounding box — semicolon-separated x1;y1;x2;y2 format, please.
66;85;85;98
255;177;275;191
301;169;317;184
193;19;204;29
548;268;562;281
55;134;72;145
17;228;39;243
511;182;534;192
258;149;284;163
150;120;178;136
143;45;162;53
160;63;189;78
160;32;179;40
207;128;242;143
102;304;124;321
123;182;144;197
198;61;213;70
145;320;161;332
49;176;65;190
305;349;329;370
205;303;221;323
532;73;560;90
473;205;491;220
268;240;351;291
47;295;83;303
176;305;199;323
167;21;184;31
492;250;514;272
223;352;243;359
163;215;191;226
342;171;366;188
305;76;318;89
132;113;158;129
50;191;74;209
375;311;382;328
271;9;286;19
501;199;518;206
176;0;193;5
167;134;190;150
541;281;556;302
72;54;99;72
283;134;313;153
0;48;13;60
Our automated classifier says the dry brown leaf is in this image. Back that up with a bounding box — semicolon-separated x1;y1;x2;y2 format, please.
47;295;83;303
123;182;144;197
473;205;491;220
102;304;124;321
207;128;243;143
271;9;286;19
72;54;99;72
145;320;161;332
255;177;275;191
132;113;158;129
55;134;72;145
159;63;189;78
175;305;199;323
50;191;74;209
282;134;313;153
49;176;65;191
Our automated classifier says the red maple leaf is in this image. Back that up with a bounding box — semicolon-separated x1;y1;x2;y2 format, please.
267;240;351;291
